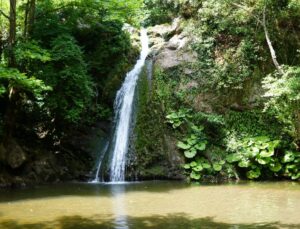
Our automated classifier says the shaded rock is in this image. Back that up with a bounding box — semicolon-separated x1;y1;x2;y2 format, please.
6;140;27;169
163;134;185;179
0;143;6;162
0;174;12;188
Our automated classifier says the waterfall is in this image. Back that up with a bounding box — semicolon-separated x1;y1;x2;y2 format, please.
91;141;109;183
109;29;149;182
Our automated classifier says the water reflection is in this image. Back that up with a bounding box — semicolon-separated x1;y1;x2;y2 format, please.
0;181;300;228
111;184;129;229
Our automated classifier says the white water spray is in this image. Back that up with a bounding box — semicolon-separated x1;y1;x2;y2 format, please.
91;141;109;183
109;29;149;182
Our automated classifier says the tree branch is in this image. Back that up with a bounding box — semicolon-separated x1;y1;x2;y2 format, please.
230;1;284;75
0;9;9;20
262;5;284;75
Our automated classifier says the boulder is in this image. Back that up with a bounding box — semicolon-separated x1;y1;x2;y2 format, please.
156;49;197;69
148;17;181;39
148;18;197;70
166;34;189;50
6;140;27;169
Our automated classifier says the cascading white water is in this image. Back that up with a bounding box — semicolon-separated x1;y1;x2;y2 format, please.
109;29;149;182
91;141;109;183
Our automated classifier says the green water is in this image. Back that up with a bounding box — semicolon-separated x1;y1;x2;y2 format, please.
0;181;300;229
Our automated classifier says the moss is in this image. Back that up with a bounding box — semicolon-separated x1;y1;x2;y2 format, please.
129;63;183;180
102;46;140;105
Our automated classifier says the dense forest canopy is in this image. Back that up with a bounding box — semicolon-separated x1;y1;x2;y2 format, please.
0;0;299;185
0;0;142;140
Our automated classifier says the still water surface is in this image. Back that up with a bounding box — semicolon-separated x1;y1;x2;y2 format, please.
0;181;300;228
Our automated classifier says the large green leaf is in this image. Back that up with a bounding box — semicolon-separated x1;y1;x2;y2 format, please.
213;163;222;171
193;165;203;172
247;168;261;179
183;164;190;169
190;161;197;167
254;136;270;143
248;147;260;158
191;125;204;132
187;138;197;146
291;173;300;180
195;142;206;151
190;171;201;180
177;141;191;150
202;163;211;169
282;151;295;163
257;157;270;165
269;161;282;172
238;159;251;168
259;143;269;149
184;149;197;158
226;153;242;163
260;150;274;158
166;113;178;119
219;160;226;165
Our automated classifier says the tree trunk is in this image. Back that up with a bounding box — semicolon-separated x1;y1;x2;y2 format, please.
28;0;35;36
230;2;284;75
262;5;284;75
24;0;35;38
3;0;17;145
3;88;18;145
0;31;3;59
24;0;30;38
8;0;16;67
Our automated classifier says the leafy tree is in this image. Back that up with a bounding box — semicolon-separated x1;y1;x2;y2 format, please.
38;34;93;126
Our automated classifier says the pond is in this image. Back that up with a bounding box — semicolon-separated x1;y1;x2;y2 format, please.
0;181;300;228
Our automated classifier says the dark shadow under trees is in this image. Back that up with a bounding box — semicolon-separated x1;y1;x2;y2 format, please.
1;214;300;229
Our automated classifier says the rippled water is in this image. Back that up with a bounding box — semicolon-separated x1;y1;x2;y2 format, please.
0;181;300;228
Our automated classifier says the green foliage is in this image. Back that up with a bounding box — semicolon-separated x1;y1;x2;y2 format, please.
282;151;300;180
38;34;93;124
226;136;284;179
183;156;227;181
263;66;300;140
166;108;191;128
177;129;208;159
225;110;285;138
142;0;201;25
168;110;227;181
15;41;51;63
4;0;138;133
0;65;51;98
74;20;131;82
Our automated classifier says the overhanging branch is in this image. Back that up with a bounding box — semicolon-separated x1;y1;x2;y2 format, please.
0;9;9;20
230;1;284;74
